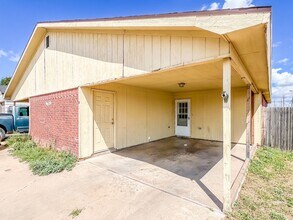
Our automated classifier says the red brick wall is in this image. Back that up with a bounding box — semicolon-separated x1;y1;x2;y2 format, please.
30;88;79;157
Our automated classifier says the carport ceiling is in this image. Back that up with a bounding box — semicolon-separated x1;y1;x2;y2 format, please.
117;60;246;93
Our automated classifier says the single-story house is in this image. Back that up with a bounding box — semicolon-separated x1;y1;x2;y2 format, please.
5;6;271;211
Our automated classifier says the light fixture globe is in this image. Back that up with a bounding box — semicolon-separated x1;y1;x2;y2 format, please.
178;82;186;88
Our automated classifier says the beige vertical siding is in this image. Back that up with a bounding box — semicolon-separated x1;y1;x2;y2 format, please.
174;87;247;143
253;93;263;145
11;30;229;101
79;83;246;158
79;83;174;158
78;87;94;158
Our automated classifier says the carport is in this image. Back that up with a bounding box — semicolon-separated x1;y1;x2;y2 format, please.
87;136;249;211
79;57;253;211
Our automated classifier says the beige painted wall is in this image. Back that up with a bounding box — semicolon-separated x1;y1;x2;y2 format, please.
79;83;174;158
253;93;263;146
78;87;94;158
79;83;247;158
174;87;247;144
11;30;229;101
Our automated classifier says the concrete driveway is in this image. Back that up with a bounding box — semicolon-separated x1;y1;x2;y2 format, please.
0;137;247;220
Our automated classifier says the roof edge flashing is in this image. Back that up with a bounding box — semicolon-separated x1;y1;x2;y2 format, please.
37;6;272;25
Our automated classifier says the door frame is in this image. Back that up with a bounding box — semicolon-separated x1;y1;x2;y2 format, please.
175;99;191;137
92;89;117;152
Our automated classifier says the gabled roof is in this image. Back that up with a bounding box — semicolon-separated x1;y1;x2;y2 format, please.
37;6;271;35
40;6;271;24
5;6;272;101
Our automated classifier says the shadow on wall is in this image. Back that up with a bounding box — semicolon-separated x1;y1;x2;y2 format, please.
45;31;228;78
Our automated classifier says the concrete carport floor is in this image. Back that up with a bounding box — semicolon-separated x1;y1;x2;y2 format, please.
0;137;246;219
88;137;246;211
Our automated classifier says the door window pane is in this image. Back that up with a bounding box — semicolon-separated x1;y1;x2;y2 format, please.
177;102;188;126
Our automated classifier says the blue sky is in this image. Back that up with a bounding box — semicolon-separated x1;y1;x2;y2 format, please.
0;0;292;104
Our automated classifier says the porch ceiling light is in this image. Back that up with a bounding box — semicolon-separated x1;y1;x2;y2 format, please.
178;82;186;88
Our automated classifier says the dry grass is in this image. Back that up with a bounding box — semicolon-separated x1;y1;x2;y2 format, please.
228;147;293;220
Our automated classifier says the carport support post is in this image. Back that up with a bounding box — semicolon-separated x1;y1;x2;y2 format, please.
246;85;251;159
223;58;231;212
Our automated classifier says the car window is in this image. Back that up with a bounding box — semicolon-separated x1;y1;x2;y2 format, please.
19;107;29;116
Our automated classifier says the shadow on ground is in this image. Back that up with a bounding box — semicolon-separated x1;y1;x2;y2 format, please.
114;136;241;210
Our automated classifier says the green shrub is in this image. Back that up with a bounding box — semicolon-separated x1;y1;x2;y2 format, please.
6;134;31;146
30;150;76;175
7;135;76;176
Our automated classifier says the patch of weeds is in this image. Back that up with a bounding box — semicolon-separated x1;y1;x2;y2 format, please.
272;187;285;201
236;211;253;220
287;198;293;208
7;134;76;175
69;208;83;218
269;211;286;220
249;147;293;180
241;196;256;211
6;134;31;145
228;146;293;220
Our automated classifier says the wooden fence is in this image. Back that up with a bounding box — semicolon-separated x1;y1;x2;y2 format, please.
263;107;293;151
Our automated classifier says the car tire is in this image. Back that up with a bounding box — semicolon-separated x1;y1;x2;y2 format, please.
0;128;6;141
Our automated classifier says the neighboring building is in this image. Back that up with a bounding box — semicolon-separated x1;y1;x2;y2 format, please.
0;85;13;113
0;85;7;98
0;85;7;102
0;85;29;113
5;6;272;210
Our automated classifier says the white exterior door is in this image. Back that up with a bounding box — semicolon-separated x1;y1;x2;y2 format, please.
93;91;114;152
175;99;191;137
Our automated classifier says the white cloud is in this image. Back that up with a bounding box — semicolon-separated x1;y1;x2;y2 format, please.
209;2;220;10
277;58;289;65
0;49;8;58
9;53;20;62
272;41;282;48
201;2;220;11
0;49;20;62
271;68;293;104
201;0;254;11
223;0;254;9
201;5;207;10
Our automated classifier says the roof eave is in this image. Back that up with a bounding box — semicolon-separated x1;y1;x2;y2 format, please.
5;6;272;100
4;26;47;99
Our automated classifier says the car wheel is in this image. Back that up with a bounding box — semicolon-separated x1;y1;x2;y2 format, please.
0;128;6;141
